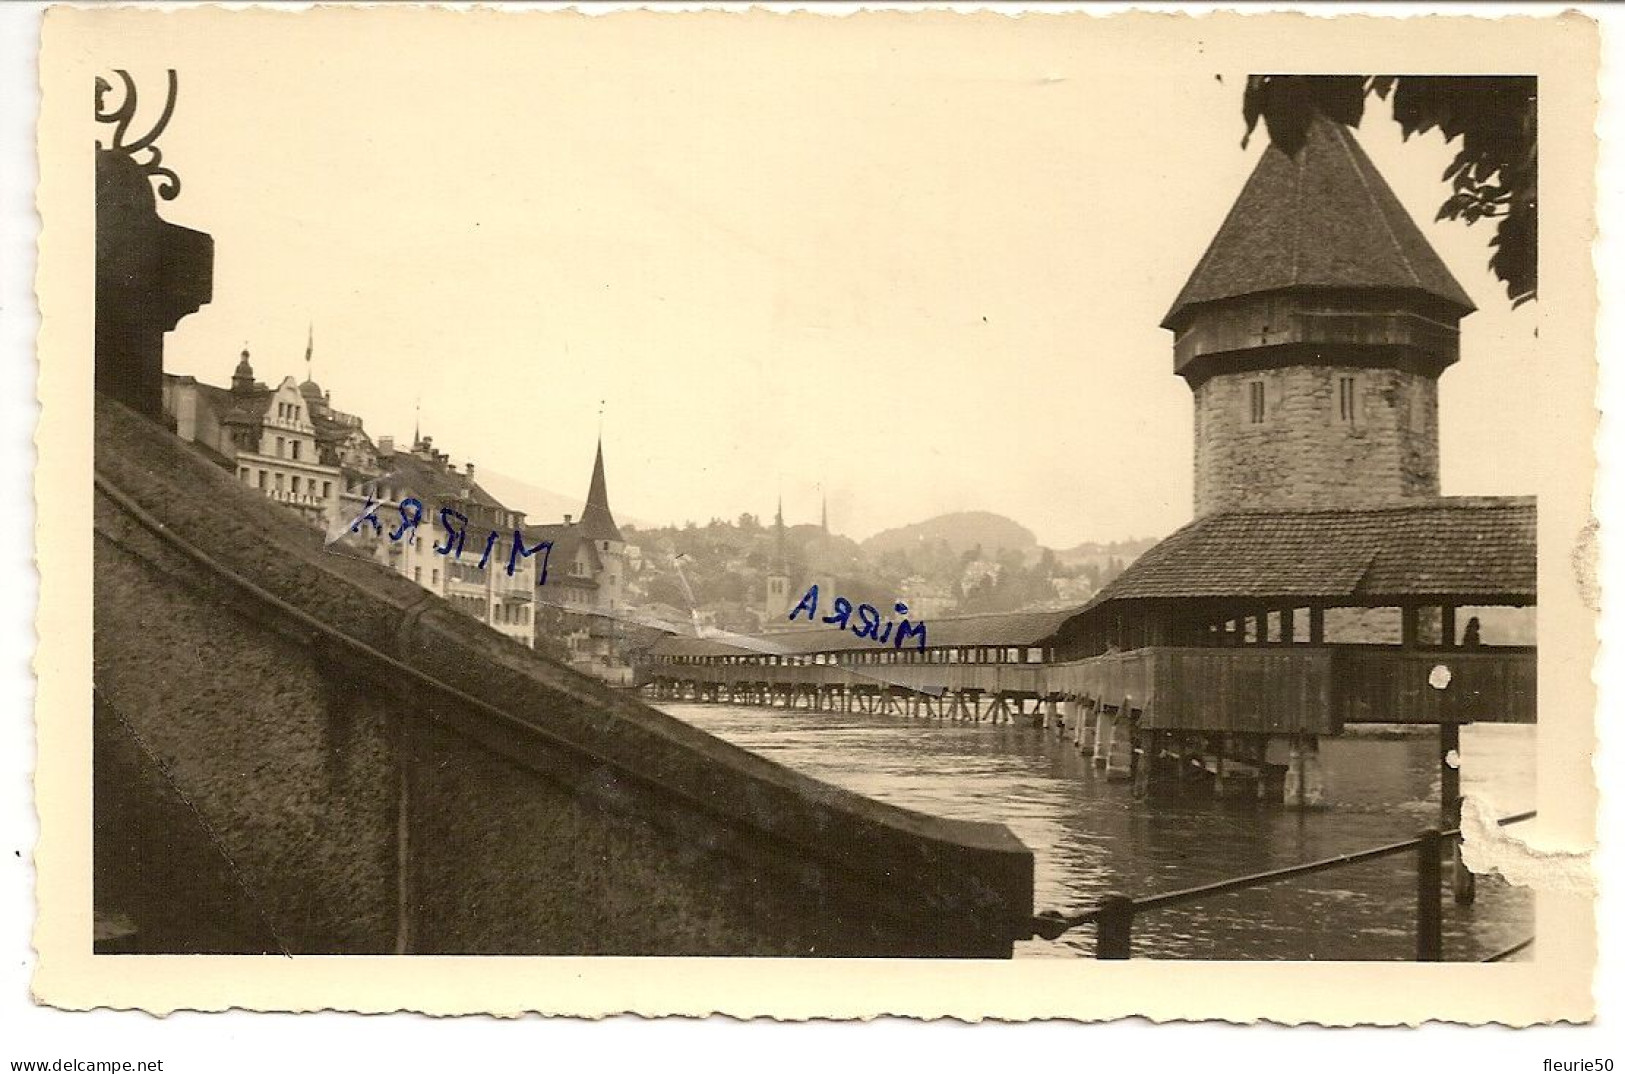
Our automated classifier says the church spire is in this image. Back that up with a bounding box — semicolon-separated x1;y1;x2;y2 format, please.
578;437;623;543
773;496;787;572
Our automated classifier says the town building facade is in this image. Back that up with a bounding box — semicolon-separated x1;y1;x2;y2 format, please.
164;347;539;649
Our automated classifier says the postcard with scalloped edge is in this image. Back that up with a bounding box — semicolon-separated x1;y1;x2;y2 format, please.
33;4;1599;1022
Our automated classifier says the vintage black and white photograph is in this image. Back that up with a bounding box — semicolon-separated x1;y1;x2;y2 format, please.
30;5;1600;1023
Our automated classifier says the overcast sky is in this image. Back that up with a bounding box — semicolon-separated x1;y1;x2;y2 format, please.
137;11;1540;547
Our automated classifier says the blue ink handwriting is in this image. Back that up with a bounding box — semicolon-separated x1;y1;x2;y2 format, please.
349;495;553;585
786;585;927;652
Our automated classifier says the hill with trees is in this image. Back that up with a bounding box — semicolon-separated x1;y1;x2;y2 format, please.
618;511;1157;636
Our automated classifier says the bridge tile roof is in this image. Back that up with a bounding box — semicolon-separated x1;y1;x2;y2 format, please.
651;606;1086;659
1087;497;1536;606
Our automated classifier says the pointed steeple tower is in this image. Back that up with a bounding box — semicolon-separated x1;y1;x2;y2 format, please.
764;496;790;626
1165;112;1476;515
578;438;623;543
774;497;787;567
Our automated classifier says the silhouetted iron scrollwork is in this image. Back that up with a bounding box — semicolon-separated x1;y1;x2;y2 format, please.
95;69;181;199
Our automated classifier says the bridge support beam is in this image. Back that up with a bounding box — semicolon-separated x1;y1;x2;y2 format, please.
1439;722;1476;905
1269;734;1324;809
1075;700;1096;753
1104;715;1134;781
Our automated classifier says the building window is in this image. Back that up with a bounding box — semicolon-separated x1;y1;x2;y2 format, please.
431;568;439;586
238;467;249;483
275;436;285;457
274;473;284;492
322;481;332;497
414;567;422;583
1338;376;1358;423
291;441;301;461
291;476;301;494
257;470;267;489
1247;380;1266;424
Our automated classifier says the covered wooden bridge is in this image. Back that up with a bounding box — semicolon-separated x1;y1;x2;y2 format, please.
644;497;1535;807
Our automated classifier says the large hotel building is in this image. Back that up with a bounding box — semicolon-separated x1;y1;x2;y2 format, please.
163;344;632;679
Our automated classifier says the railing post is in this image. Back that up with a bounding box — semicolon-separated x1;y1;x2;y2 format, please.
1416;828;1443;961
1096;893;1135;959
1438;720;1477;905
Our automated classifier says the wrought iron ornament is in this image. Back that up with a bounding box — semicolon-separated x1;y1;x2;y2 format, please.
95;68;181;199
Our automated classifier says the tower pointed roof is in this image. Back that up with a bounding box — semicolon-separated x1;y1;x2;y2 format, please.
578;438;622;543
771;497;787;574
1163;113;1475;330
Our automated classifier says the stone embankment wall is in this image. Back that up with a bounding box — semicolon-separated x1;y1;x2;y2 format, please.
93;396;1032;957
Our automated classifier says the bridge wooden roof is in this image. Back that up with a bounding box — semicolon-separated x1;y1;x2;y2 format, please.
1085;497;1536;607
651;606;1086;659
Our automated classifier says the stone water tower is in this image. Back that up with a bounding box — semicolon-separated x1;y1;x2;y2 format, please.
1163;112;1477;516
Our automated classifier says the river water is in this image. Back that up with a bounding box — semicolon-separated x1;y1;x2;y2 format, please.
657;701;1535;960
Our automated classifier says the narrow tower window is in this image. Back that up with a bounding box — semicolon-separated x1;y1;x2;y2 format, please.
1247;380;1266;424
1338;376;1358;422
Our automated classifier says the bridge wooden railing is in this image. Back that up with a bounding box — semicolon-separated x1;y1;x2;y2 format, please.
1333;645;1536;724
646;643;1537;730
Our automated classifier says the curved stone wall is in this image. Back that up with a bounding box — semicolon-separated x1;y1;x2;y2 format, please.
93;395;1033;957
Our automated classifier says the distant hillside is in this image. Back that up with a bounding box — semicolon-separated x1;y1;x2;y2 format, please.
861;511;1038;559
1054;536;1161;567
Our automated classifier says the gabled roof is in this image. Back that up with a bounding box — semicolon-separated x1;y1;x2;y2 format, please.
1163;113;1476;330
310;412;360;446
357;449;518;520
577;440;623;543
525;523;605;575
195;381;273;427
1086;497;1535;606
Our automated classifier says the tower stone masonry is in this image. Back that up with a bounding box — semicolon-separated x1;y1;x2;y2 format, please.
1164;113;1476;515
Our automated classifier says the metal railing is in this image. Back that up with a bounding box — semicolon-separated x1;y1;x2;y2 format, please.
1031;811;1535;961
